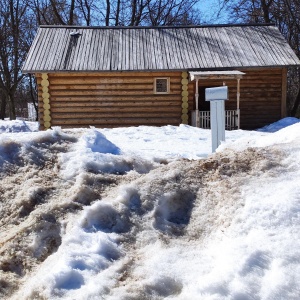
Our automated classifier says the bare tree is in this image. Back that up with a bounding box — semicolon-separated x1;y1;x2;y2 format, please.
220;0;300;116
101;0;201;26
29;0;78;25
0;0;31;119
0;0;202;120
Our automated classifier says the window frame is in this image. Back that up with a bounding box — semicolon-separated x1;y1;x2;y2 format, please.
154;77;170;94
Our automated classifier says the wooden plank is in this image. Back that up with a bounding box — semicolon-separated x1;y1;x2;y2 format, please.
48;77;182;85
281;67;287;117
49;89;181;96
49;83;155;90
51;106;181;113
50;101;181;107
239;68;282;74
50;95;182;101
49;82;182;90
49;71;181;77
51;117;181;125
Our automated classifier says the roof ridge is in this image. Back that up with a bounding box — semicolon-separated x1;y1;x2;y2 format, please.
39;23;276;30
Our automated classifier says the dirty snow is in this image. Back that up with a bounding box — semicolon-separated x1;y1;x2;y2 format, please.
0;118;299;300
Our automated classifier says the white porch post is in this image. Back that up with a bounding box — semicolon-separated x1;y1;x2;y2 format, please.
237;78;240;129
195;79;200;127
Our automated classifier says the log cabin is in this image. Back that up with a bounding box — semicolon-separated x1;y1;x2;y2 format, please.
22;24;300;130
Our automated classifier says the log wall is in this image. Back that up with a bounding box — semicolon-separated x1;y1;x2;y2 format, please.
36;71;184;129
187;67;285;129
37;68;286;130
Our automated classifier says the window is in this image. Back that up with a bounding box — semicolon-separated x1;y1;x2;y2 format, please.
154;77;170;94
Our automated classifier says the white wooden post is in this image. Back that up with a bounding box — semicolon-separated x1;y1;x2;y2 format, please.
206;86;228;152
237;78;240;129
195;79;200;127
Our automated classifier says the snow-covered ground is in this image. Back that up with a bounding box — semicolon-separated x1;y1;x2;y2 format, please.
0;117;300;300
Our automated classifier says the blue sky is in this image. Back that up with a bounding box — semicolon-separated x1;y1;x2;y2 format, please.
198;0;230;24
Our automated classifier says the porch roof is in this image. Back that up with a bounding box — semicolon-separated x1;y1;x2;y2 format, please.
189;71;245;81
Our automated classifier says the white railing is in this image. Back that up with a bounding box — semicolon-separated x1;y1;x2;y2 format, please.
198;110;239;130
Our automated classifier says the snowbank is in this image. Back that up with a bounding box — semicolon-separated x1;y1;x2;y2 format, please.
0;120;38;133
0;118;299;300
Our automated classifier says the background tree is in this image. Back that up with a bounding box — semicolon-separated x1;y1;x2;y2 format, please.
0;0;33;119
220;0;300;116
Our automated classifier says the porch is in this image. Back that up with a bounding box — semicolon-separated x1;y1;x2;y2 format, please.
191;109;240;130
189;71;245;130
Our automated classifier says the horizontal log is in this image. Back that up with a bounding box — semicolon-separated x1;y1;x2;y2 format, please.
48;84;181;91
240;95;281;100
50;106;181;113
50;95;182;102
197;80;282;87
50;101;181;108
49;90;181;96
238;84;281;88
44;77;182;85
239;68;282;73
46;72;182;78
52;112;180;119
49;84;155;90
241;107;281;112
51;117;181;125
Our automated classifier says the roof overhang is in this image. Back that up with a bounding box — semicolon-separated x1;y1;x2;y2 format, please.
189;71;245;81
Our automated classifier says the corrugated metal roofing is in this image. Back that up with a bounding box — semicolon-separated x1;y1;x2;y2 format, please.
22;24;300;73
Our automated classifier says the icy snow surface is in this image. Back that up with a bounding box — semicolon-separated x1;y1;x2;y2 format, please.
0;120;38;133
0;118;299;300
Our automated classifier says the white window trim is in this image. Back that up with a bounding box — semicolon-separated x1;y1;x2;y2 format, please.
154;77;170;94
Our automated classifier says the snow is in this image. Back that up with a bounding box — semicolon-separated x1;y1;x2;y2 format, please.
0;118;300;300
0;120;38;133
257;117;300;133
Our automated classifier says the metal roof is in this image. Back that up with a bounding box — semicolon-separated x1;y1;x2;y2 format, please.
22;24;300;73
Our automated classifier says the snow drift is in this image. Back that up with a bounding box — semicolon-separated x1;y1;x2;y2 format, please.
0;119;300;300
